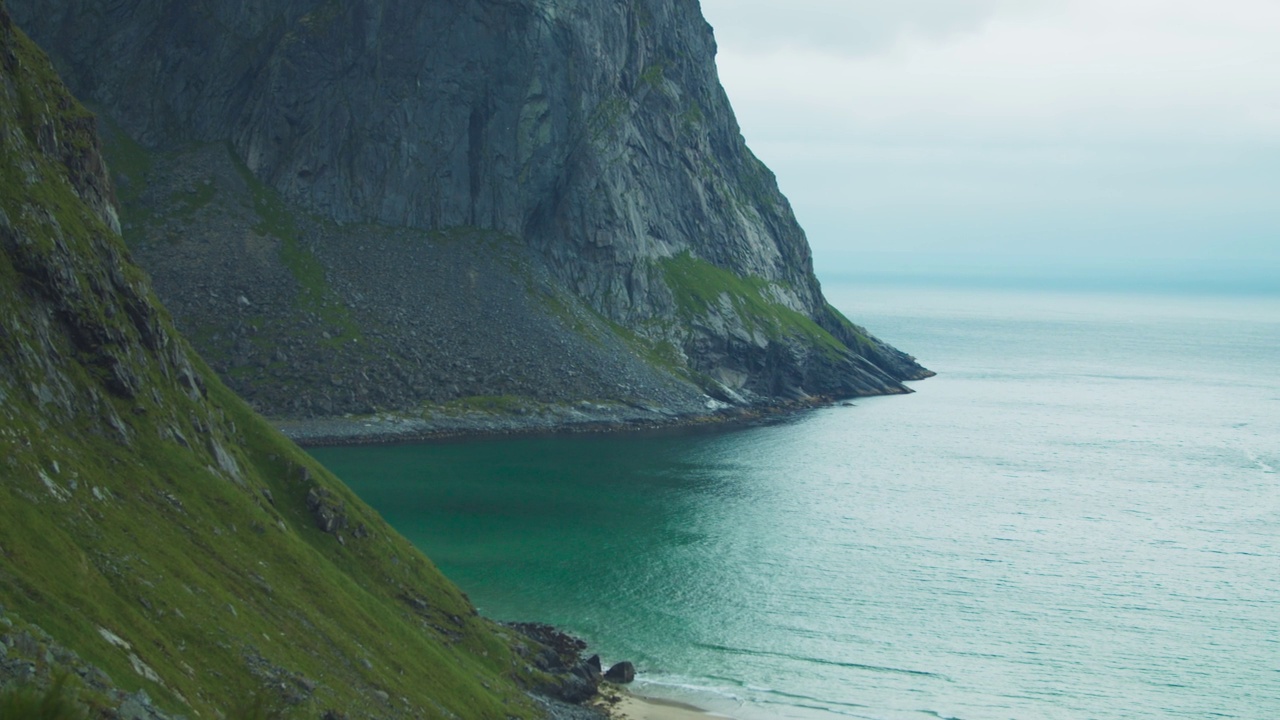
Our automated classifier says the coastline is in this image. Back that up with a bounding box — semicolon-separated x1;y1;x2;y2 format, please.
286;386;920;720
288;401;795;720
599;688;736;720
274;396;865;447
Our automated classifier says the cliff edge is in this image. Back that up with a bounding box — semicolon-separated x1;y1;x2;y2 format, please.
12;0;930;427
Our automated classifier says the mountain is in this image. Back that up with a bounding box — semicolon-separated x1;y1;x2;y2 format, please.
9;0;930;431
0;5;602;716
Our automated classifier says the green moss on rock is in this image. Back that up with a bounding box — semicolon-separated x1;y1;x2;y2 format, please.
659;252;850;359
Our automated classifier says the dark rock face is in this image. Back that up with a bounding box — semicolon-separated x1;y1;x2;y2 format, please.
506;622;588;672
13;0;930;416
604;661;636;684
506;622;607;705
102;142;706;419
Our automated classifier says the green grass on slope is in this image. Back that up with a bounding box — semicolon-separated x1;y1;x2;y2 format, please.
95;113;153;246
659;252;850;359
0;15;546;719
822;302;876;355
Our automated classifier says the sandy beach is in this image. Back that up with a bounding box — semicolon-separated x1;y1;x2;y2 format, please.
602;690;737;720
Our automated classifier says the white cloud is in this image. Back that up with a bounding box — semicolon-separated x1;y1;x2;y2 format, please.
698;0;1280;271
710;0;1280;146
699;0;1055;55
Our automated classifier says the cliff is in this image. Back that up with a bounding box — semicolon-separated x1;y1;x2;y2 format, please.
11;0;930;425
0;6;600;716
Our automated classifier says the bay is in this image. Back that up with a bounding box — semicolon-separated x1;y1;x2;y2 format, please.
311;285;1280;720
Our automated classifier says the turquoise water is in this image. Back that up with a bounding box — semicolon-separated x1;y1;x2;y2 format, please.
311;286;1280;720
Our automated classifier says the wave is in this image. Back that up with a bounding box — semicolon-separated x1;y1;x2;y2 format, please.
692;642;949;680
635;674;884;720
1243;448;1276;474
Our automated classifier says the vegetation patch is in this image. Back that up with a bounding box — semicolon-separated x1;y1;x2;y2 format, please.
536;286;595;339
168;179;217;219
660;252;850;358
598;315;686;376
96;114;152;201
228;147;361;347
298;0;343;36
732;151;780;214
679;102;704;136
530;280;689;377
8;31;94;148
589;96;631;144
823;302;874;351
96;114;155;246
639;63;665;90
1;24;554;716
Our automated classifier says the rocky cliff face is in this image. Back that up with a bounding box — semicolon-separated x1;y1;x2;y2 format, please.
13;0;929;421
0;6;599;715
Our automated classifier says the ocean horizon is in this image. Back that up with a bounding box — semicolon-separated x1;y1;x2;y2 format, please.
312;282;1280;719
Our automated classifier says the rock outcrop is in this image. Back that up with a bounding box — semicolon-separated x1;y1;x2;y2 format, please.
12;0;930;422
603;661;636;684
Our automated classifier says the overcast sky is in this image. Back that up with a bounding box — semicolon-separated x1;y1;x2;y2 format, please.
698;0;1280;289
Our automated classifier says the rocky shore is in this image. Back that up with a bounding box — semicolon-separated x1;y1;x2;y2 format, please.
275;394;863;447
504;623;729;720
0;603;653;720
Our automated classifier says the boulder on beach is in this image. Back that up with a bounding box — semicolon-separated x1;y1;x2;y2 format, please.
605;661;636;684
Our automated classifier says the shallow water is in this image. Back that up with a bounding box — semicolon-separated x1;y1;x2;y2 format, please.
311;286;1280;720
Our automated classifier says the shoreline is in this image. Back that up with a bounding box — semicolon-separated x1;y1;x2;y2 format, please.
598;688;737;720
274;395;872;448
282;384;924;719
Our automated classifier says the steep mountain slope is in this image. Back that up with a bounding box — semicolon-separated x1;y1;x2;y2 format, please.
0;7;595;717
11;0;930;424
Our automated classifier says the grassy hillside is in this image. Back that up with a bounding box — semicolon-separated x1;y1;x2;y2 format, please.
0;7;568;718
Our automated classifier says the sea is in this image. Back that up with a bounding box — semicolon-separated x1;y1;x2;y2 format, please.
310;283;1280;720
